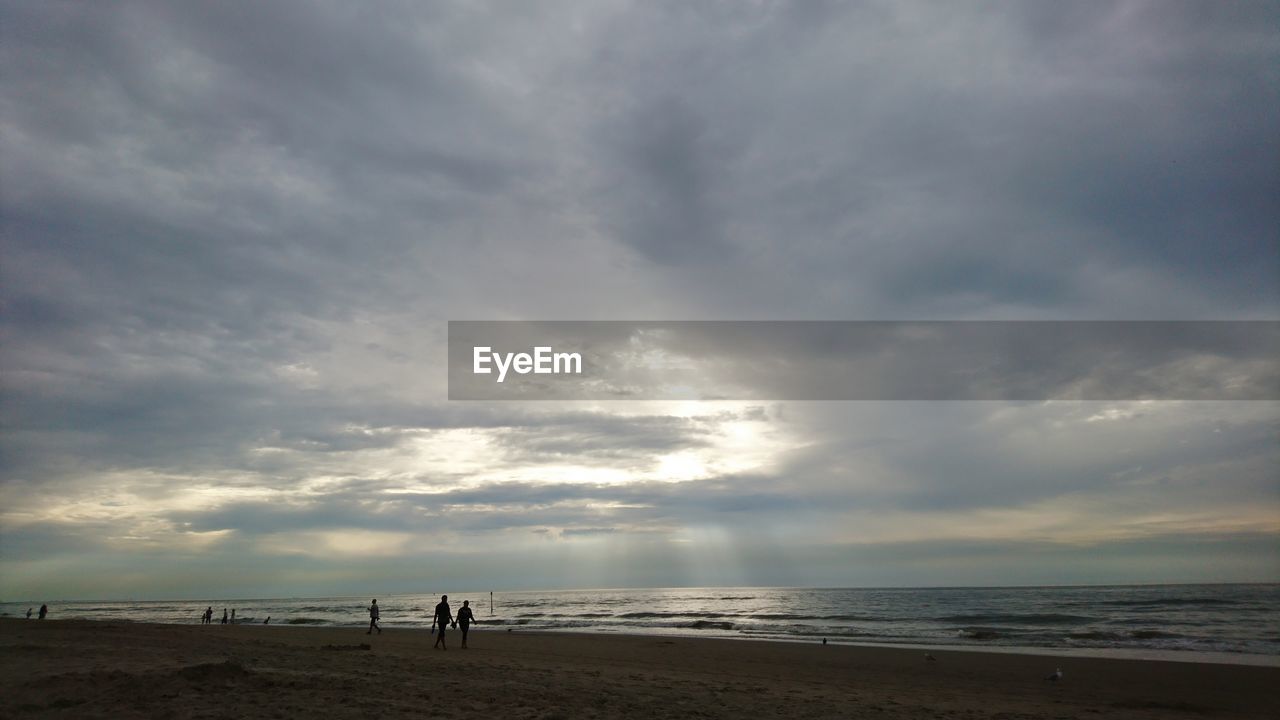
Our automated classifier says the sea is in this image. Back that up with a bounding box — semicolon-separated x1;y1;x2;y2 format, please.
4;584;1278;663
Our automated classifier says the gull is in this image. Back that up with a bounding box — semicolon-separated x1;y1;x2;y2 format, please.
1045;668;1063;682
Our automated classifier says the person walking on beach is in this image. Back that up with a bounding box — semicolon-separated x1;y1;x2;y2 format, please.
221;609;228;625
25;608;32;619
432;595;453;650
230;609;236;624
203;606;213;625
456;600;475;648
367;599;382;635
38;604;48;620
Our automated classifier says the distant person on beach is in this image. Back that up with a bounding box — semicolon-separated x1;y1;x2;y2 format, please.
367;599;381;635
264;617;271;625
203;607;213;625
38;604;48;620
432;595;453;650
456;600;475;648
221;609;228;625
26;608;32;619
230;609;236;624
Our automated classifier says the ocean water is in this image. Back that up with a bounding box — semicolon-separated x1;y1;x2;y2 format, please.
3;584;1277;659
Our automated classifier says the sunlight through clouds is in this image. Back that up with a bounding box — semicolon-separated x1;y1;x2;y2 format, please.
1;0;1276;597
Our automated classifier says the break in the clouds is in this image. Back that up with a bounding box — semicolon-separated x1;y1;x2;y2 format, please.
1;1;1277;599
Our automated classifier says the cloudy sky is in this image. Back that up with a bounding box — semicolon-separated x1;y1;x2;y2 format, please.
2;0;1277;600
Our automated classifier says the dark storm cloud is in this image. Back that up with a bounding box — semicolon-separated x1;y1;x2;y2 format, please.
612;0;1280;316
997;3;1279;281
597;96;732;265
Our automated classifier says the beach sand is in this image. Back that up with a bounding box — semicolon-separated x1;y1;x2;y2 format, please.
2;618;1277;719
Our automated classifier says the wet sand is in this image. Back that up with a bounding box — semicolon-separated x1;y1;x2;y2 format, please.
2;618;1277;719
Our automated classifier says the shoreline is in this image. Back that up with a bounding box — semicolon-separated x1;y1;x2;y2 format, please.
4;618;1278;718
13;614;1279;668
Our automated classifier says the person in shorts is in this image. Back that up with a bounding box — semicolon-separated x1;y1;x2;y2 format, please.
432;595;453;650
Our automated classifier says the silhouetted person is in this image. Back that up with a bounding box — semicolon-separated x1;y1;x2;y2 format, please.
221;609;228;625
25;608;32;619
432;595;453;650
457;600;475;648
230;609;236;624
264;616;271;625
38;604;47;620
203;607;213;625
367;599;381;635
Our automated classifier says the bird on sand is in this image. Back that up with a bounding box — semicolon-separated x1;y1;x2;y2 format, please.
1044;668;1063;682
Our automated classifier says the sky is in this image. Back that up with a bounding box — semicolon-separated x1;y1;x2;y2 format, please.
1;0;1278;601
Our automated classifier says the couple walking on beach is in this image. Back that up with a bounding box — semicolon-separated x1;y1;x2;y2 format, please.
431;595;476;649
366;595;475;648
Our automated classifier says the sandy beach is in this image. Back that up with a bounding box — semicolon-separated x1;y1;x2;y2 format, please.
2;619;1277;719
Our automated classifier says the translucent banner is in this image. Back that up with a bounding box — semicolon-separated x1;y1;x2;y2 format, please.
447;321;1279;401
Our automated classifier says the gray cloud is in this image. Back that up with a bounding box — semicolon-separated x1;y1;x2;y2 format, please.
1;0;1277;598
488;412;716;465
598;96;733;265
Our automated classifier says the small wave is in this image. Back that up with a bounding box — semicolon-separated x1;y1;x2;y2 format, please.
740;612;898;622
618;611;729;619
747;627;881;639
1129;630;1183;639
284;618;329;625
938;613;1093;625
683;620;735;630
740;612;884;621
1068;631;1123;640
958;628;1002;640
1094;598;1240;608
746;613;820;621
